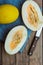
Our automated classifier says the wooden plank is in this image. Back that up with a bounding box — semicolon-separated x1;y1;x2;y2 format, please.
29;30;42;65
26;32;36;52
34;0;42;7
9;55;16;65
16;32;35;65
2;43;16;65
2;43;10;65
16;40;29;65
16;53;23;65
26;27;42;65
22;49;29;65
0;41;2;65
16;50;30;65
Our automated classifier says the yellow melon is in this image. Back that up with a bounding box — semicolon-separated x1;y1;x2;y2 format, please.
0;4;19;24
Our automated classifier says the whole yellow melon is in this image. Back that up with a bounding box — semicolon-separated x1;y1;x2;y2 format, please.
0;4;19;24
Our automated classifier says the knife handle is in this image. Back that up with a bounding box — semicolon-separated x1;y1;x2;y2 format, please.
28;36;39;56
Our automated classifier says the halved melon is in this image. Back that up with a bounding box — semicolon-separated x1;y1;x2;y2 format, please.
5;26;27;55
22;0;42;31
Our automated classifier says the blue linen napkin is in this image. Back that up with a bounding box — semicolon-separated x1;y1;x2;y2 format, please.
0;0;32;52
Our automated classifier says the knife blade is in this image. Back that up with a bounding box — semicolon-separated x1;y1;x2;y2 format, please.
28;25;42;56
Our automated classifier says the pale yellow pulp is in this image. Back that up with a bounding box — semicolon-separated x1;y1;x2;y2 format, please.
10;30;23;50
27;4;39;27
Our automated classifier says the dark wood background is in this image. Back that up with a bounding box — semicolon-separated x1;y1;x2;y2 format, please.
0;0;42;65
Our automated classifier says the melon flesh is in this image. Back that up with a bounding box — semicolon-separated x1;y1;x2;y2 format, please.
27;4;39;28
22;1;42;31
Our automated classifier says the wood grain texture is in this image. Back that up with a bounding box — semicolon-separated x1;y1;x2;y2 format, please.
0;30;42;65
0;43;1;64
34;0;42;7
2;43;16;65
30;31;42;65
0;31;36;65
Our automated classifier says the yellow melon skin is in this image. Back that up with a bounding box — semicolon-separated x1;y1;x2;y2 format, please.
0;4;19;24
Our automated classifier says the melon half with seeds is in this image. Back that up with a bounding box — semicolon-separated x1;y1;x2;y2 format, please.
22;0;42;31
5;26;27;55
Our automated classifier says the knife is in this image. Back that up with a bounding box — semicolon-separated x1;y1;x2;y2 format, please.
28;26;42;56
